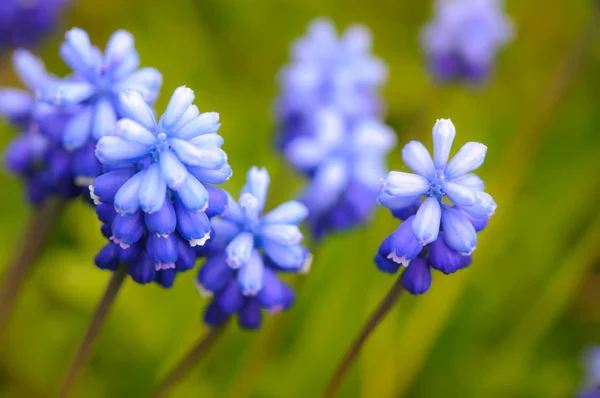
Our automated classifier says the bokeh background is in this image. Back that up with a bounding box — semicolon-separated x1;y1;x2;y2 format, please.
0;1;599;397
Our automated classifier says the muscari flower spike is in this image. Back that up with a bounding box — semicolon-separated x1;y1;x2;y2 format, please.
197;167;311;330
578;347;600;398
1;49;83;204
276;17;387;149
91;86;231;287
284;107;396;239
376;119;496;294
39;27;162;186
421;0;514;83
0;0;70;53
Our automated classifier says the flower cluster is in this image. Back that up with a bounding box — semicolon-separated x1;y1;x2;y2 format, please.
0;0;70;53
277;19;394;239
578;347;600;398
92;87;231;287
376;119;496;294
197;167;311;329
1;49;82;204
421;0;514;83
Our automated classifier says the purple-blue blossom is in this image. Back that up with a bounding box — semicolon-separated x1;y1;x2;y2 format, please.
39;28;162;185
421;0;514;83
197;167;311;330
578;347;600;398
376;119;495;294
91;86;231;286
285;108;396;239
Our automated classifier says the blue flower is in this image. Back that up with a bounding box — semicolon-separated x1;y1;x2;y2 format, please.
197;167;311;330
376;119;495;294
421;0;514;83
91;86;230;286
39;28;162;184
1;49;82;204
284;108;396;239
0;0;70;53
276;18;387;149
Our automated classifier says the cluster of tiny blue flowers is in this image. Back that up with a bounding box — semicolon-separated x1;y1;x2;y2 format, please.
197;167;311;330
421;0;513;83
376;119;496;294
578;347;600;398
0;0;70;53
277;19;394;239
1;49;83;204
92;87;231;287
40;28;162;186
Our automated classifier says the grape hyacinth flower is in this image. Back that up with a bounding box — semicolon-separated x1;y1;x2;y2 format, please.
91;86;231;286
578;347;600;398
1;49;82;204
376;119;496;294
421;0;514;83
285;108;396;239
276;18;387;149
197;167;311;330
0;0;70;53
40;28;162;186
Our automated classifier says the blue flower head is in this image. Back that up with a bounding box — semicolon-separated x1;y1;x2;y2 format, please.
1;49;82;204
421;0;514;83
376;119;496;294
285;108;396;239
197;167;311;330
579;347;600;398
277;18;387;148
91;86;231;287
40;28;162;185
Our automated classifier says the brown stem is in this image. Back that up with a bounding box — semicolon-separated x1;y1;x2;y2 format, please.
0;197;64;334
153;324;228;398
58;264;128;398
322;274;405;398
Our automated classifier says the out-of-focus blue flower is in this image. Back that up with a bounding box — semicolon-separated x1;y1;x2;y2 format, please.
1;49;82;204
376;119;495;294
197;167;311;330
578;347;600;398
39;28;162;185
0;0;70;53
421;0;514;83
91;86;230;287
276;18;387;148
285;108;396;239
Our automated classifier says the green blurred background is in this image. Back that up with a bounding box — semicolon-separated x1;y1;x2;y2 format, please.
0;0;599;397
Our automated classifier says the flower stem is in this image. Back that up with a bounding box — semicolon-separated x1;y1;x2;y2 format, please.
58;264;128;398
322;273;405;398
0;197;64;335
153;324;228;398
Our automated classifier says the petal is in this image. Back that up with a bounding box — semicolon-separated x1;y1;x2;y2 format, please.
303;158;348;215
260;225;303;246
176;236;197;270
111;211;145;246
459;191;497;219
284;136;328;170
116;67;163;104
402;140;435;179
203;300;229;326
63;106;93;150
239;193;260;225
61;28;95;73
0;88;31;121
352;119;396;153
263;242;309;272
139;163;167;213
147;233;179;270
188;133;225;148
154;269;177;288
174;198;212;246
209;219;241;249
238;298;262;330
378;191;421;211
94;243;119;271
115;118;156;146
402;258;432;295
90;169;135;205
161;86;195;130
188;164;232;185
13;49;50;90
144;196;176;236
92;97;117;140
442;180;476;207
380;171;430;197
429;233;471;275
114;169;146;215
441;207;477;255
159;150;188;190
46;81;95;107
95;136;149;165
262;201;308;225
118;90;156;131
96;203;118;224
237;250;265;296
216;279;244;315
172;112;220;140
174;174;209;213
71;142;102;183
450;173;485;191
104;30;136;70
128;253;156;284
432;119;456;170
391;200;421;221
204;184;228;218
444;142;487;179
412;198;442;246
241;167;270;212
225;231;254;269
198;252;233;293
169;139;227;169
171;105;199;132
257;268;289;311
388;215;424;266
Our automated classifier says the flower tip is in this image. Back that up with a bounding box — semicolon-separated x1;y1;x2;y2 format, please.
300;253;313;274
89;185;102;205
268;304;285;315
386;251;411;267
155;262;176;271
189;232;211;247
156;233;170;238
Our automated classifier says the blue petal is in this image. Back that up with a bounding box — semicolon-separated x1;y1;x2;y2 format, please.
204;185;228;218
114;169;146;215
216;279;244;315
169;139;227;169
441;207;477;255
90;169;135;205
450;173;484;191
118;242;142;265
412;197;442;245
154;269;177;288
238;298;262;330
111;211;145;247
159;150;188;190
0;88;31;122
444;142;487;179
261;201;308;225
139;163;167;214
284;136;328;170
303;158;348;216
257;267;288;311
378;191;422;211
128;253;156;284
442;181;476;207
92;97;117;140
391;200;421;221
171;105;199;132
203;300;229;326
374;253;400;274
13;49;51;91
147;233;179;270
237;250;265;296
62;28;95;74
239;193;260;225
225;231;254;269
115;118;156;146
63;105;93;150
197;252;232;294
210;219;241;249
188;133;225;148
172;112;220;140
241;167;270;212
161;86;195;130
188;164;232;185
263;242;309;272
96;203;118;225
94;243;119;271
104;30;137;73
95;136;149;165
144;196;176;236
429;233;471;275
72;142;102;184
176;237;197;271
118;90;156;131
459;191;496;219
432;119;456;170
380;171;430;197
116;68;163;104
388;215;424;266
48;81;95;107
174;198;212;246
260;224;303;246
402;258;432;295
174;174;209;213
402;140;435;179
222;192;244;224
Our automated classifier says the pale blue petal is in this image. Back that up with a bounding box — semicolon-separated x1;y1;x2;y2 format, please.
261;201;308;225
118;90;156;131
171;105;199;132
304;158;348;215
263;242;308;271
188;133;224;148
114;170;146;215
172;112;220;140
104;30;135;69
161;86;195;130
188;164;232;185
441;207;477;255
260;224;303;246
285;137;328;170
95;136;149;164
239;193;260;225
412;197;441;245
169;138;227;169
241;167;270;211
445;142;488;179
222;192;244;224
402;140;435;179
460;192;497;219
174;174;209;213
115;119;156;146
237;250;264;296
116;67;163;103
63;106;94;150
442;181;476;207
138;163;167;214
63;28;95;72
432;119;456;170
378;191;420;210
380;171;430;197
226;231;254;269
92;97;117;140
450;173;484;191
210;219;241;248
159;150;188;190
47;81;95;107
13;49;50;90
174;198;212;246
352;119;396;153
0;89;31;120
